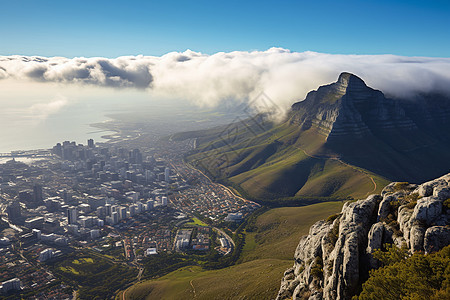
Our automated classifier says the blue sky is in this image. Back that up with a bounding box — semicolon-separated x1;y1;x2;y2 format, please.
1;0;449;57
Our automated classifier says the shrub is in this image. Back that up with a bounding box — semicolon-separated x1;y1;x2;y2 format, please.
393;182;410;191
326;213;341;223
310;256;323;279
405;201;417;209
327;219;340;246
356;245;450;300
443;198;450;210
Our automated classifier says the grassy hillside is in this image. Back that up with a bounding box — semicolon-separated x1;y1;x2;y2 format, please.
185;119;389;202
121;202;344;300
239;201;344;262
121;259;291;300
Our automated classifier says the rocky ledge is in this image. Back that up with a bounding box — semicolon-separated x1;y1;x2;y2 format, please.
277;173;450;300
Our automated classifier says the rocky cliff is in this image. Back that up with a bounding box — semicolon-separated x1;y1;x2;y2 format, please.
277;173;450;300
290;72;450;142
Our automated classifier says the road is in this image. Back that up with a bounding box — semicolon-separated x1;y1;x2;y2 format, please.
213;226;235;255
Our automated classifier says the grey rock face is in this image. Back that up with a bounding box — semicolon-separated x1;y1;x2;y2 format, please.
412;197;442;225
424;226;450;253
277;173;450;300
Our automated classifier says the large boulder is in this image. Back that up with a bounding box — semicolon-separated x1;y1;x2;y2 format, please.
277;173;450;300
424;226;450;253
412;197;442;225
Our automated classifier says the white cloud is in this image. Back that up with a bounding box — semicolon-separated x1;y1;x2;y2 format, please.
1;49;450;116
29;95;69;121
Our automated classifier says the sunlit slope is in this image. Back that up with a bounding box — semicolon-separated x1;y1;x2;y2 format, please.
177;74;450;202
122;202;344;300
122;260;291;300
183;119;388;201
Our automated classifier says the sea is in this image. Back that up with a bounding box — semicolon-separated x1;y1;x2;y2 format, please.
0;87;247;155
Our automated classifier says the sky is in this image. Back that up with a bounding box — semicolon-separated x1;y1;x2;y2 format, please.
1;0;450;152
1;0;449;58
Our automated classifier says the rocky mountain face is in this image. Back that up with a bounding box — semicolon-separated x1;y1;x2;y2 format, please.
184;72;450;200
277;173;450;300
290;72;450;142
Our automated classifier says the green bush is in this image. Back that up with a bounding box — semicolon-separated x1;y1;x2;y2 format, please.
443;198;450;210
405;201;417;209
310;256;323;279
326;213;341;223
393;182;410;191
355;245;450;300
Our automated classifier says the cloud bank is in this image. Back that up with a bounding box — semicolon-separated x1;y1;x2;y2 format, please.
29;95;68;121
1;48;450;114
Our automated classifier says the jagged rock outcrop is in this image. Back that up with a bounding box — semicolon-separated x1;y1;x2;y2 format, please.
277;173;450;300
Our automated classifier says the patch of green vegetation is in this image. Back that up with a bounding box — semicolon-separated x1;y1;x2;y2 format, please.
326;213;341;223
72;257;94;264
59;266;80;275
185;217;208;227
405;201;417;209
393;182;410;191
239;201;344;262
327;217;340;246
122;202;344;300
355;245;450;300
443;198;450;210
123;259;291;300
47;250;137;300
310;256;323;279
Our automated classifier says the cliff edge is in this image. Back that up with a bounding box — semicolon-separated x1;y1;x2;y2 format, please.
277;173;450;299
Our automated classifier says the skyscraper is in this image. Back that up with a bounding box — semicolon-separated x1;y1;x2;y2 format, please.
6;201;21;222
33;183;43;204
88;138;95;148
164;167;170;182
67;207;78;225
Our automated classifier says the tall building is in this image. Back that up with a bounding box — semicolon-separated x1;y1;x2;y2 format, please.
6;201;21;222
88;138;95;148
111;211;119;224
33;183;43;204
67;207;78;225
61;190;72;204
164;167;170;182
161;196;168;206
146;200;154;210
1;278;21;293
38;249;53;262
119;207;128;220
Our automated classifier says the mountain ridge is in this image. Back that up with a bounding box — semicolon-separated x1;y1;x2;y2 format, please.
181;72;450;202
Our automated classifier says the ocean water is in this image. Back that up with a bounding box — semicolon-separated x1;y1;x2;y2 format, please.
0;82;246;153
0;100;115;153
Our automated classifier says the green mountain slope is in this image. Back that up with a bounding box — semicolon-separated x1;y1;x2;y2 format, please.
179;73;450;202
121;202;343;300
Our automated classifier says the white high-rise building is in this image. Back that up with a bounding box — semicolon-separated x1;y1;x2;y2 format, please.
120;207;128;220
164;167;170;182
111;212;119;224
161;196;168;206
39;248;53;262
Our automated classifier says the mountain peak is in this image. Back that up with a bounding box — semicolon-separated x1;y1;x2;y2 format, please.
336;72;367;90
